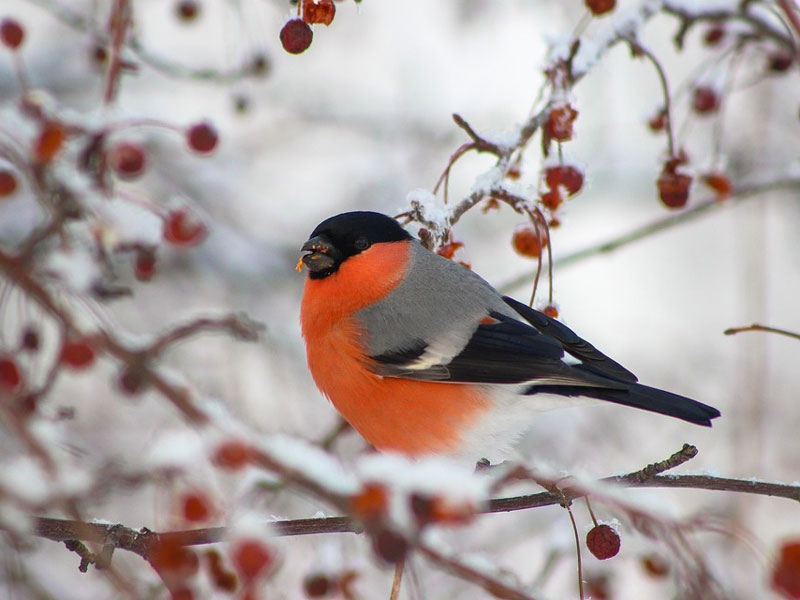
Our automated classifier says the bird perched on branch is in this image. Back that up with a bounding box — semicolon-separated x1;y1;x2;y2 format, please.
299;211;720;461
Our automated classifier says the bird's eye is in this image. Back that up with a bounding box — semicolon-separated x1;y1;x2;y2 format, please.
354;236;369;250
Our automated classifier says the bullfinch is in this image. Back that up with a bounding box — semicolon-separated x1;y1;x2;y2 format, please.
299;211;720;461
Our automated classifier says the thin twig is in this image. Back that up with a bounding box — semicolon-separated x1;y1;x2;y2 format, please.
723;323;800;341
390;559;405;600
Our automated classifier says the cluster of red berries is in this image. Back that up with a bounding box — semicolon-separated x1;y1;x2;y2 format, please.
280;0;336;55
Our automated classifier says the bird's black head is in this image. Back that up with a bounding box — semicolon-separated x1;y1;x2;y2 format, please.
301;211;413;279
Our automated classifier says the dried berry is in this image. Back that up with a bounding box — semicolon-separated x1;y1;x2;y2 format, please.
772;541;800;599
0;356;22;391
768;51;793;73
545;105;578;142
586;524;620;560
212;440;252;470
304;573;332;597
545;165;583;196
34;122;66;164
701;172;732;200
542;304;559;319
134;248;157;281
176;0;200;22
182;491;212;522
703;25;725;46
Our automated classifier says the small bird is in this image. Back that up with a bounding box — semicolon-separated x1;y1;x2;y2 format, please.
299;211;720;461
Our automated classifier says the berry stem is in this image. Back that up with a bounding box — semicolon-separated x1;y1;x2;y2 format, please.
563;500;585;600
390;558;405;600
584;497;599;527
631;39;676;159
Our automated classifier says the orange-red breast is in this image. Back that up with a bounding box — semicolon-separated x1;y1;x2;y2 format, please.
299;211;719;461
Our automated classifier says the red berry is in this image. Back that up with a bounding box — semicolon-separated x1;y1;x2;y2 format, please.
60;339;96;369
182;491;212;522
586;524;620;560
303;0;336;26
372;528;408;563
648;110;666;132
542;304;559;319
118;367;146;395
134;248;157;281
512;223;548;258
212;440;252;470
186;122;218;153
540;189;562;211
231;539;273;581
280;19;313;55
585;0;615;16
692;86;719;115
350;483;388;520
150;539;199;578
304;574;332;597
0;19;24;50
768;51;793;73
0;356;22;391
657;169;692;209
163;208;207;247
703;25;725;46
303;0;336;25
34;122;66;164
0;170;17;197
772;541;800;599
436;241;463;260
92;44;108;66
109;142;146;178
176;0;200;22
701;171;732;200
545;104;578;142
545;165;583;196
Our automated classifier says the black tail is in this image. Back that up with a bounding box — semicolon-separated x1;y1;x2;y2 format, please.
525;382;721;426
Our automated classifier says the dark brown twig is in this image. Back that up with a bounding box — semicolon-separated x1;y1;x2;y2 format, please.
723;323;800;341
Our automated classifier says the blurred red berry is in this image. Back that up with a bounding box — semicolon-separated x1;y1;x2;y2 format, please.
134;248;157;281
212;440;252;470
546;104;578;142
372;528;408;563
692;86;719;115
186;122;218;153
118;367;146;395
163;208;207;247
641;553;670;578
109;142;146;178
0;170;17;197
176;0;200;22
512;223;548;258
772;541;800;599
205;549;238;592
304;573;332;597
350;483;388;520
60;339;96;370
585;0;615;16
303;0;335;26
150;539;199;578
657;169;692;209
586;524;621;560
542;304;559;319
34;122;66;164
182;491;212;522
20;327;40;352
0;356;22;391
541;189;562;211
280;19;313;54
436;241;463;260
768;51;793;73
701;172;732;200
231;539;273;581
545;165;583;196
648;110;666;132
0;18;24;50
703;25;725;46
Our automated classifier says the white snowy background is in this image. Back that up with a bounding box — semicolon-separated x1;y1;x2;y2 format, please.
1;0;799;598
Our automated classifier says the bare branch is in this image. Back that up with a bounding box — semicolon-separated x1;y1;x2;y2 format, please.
723;323;800;341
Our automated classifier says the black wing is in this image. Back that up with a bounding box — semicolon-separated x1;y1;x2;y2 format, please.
369;311;627;389
502;296;638;383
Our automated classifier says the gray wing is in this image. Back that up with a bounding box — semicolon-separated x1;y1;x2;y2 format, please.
356;242;628;389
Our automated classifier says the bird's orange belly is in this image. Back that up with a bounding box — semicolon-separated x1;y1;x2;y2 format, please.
306;318;491;457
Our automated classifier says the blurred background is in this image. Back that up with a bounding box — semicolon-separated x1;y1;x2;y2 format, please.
1;0;799;598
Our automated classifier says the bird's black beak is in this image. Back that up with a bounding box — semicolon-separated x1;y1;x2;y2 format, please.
300;234;341;273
